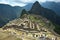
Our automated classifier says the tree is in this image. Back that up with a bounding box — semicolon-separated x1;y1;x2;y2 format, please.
20;9;29;18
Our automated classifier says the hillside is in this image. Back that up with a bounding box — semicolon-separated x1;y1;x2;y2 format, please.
29;1;60;25
1;13;60;40
41;2;60;16
0;28;22;40
23;2;60;16
0;4;22;27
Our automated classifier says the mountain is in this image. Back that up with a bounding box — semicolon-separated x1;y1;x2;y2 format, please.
29;1;60;25
20;9;29;18
23;3;33;11
24;2;60;16
1;10;60;40
0;4;22;27
41;2;60;16
0;2;60;39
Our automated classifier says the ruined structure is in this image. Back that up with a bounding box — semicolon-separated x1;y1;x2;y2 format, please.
2;14;60;40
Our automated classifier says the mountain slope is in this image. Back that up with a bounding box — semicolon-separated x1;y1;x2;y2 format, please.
0;4;22;27
24;2;60;16
0;8;60;40
29;1;60;25
2;10;60;40
0;28;22;40
41;2;60;16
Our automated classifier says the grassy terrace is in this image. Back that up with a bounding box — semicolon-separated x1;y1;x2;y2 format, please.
1;14;60;40
0;28;22;40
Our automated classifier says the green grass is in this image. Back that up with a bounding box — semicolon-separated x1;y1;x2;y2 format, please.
54;24;60;35
16;38;22;40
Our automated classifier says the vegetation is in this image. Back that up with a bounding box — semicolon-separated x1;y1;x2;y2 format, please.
16;38;22;40
20;9;28;18
54;24;60;35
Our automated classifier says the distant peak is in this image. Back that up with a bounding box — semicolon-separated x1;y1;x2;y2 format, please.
34;1;40;4
33;1;41;7
35;1;39;4
29;1;42;12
